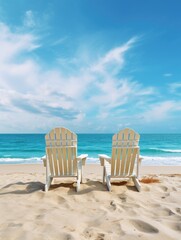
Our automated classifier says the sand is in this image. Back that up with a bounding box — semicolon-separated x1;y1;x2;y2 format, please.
0;164;181;240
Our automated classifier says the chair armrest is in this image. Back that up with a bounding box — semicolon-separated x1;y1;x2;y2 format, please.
41;155;46;167
76;154;88;166
98;154;111;166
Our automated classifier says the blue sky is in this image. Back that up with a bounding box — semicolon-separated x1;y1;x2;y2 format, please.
0;0;181;133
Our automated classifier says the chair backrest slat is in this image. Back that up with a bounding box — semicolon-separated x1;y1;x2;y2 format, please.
52;147;58;176
120;148;127;176
111;148;116;175
73;147;77;174
129;148;138;175
125;148;132;175
57;148;63;175
47;148;54;175
115;148;121;175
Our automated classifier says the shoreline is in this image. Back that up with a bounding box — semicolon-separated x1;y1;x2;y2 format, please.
1;163;181;175
1;155;181;167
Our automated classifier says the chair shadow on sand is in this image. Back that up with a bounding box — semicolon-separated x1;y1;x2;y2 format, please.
47;179;138;194
0;180;104;195
40;179;106;194
0;179;138;195
0;181;44;195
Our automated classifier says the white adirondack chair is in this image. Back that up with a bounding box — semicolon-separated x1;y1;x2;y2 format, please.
99;128;142;192
42;127;88;192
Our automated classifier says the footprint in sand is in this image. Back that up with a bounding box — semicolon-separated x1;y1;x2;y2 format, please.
154;207;175;217
173;223;181;232
164;208;175;216
83;230;106;240
57;195;66;204
167;222;181;232
160;186;168;192
8;223;23;228
176;208;181;215
172;187;177;191
36;214;44;220
161;193;170;199
65;234;74;240
143;186;150;192
96;233;105;240
130;219;159;233
119;193;127;203
110;200;117;210
83;229;93;238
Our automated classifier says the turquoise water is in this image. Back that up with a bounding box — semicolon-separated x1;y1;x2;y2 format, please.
0;134;181;165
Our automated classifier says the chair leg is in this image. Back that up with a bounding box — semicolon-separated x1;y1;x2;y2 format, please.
45;176;53;192
106;175;111;191
76;166;81;192
132;176;141;192
81;166;83;183
103;166;106;183
76;178;80;192
45;184;48;192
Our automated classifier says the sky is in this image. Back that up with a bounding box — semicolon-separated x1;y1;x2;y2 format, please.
0;0;181;133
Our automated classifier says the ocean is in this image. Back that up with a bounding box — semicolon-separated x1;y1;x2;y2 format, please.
0;133;181;166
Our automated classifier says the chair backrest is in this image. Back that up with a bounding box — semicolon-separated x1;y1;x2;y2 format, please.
111;128;140;177
45;127;77;177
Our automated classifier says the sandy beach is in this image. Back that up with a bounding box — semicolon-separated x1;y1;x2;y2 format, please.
0;164;181;240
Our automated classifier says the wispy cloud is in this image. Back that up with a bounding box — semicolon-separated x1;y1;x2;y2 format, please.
169;82;181;95
89;78;154;113
91;37;138;75
0;22;40;64
163;73;172;77
52;36;68;46
23;10;36;28
144;101;174;121
143;100;181;122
